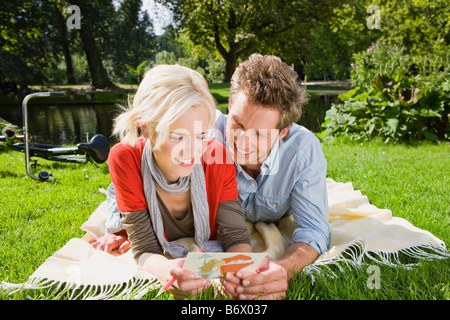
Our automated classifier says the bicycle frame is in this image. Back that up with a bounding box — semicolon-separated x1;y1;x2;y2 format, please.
0;92;110;181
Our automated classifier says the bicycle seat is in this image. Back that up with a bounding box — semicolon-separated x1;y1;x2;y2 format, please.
77;134;110;163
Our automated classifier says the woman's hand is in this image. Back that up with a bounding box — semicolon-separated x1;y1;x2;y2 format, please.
165;258;212;298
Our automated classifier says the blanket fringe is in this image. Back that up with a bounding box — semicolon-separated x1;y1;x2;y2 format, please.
303;241;450;284
3;244;448;298
1;276;161;300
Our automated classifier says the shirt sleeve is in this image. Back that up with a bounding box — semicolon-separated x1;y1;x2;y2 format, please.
213;109;227;145
289;139;330;255
215;199;251;250
217;141;239;203
120;209;163;265
203;140;239;203
107;140;147;213
105;183;123;234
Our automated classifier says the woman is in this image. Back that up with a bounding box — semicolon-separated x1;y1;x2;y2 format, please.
100;65;251;297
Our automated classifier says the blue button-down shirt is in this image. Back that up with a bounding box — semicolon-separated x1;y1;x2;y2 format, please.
215;110;330;255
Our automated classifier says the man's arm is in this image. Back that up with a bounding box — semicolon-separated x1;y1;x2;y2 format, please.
223;138;330;300
276;242;319;280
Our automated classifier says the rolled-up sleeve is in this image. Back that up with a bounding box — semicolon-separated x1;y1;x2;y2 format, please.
289;142;330;255
105;183;123;234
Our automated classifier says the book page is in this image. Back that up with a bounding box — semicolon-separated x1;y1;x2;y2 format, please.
182;252;268;279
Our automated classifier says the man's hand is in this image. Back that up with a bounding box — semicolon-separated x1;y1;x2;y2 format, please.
222;242;319;300
223;258;288;300
91;230;130;254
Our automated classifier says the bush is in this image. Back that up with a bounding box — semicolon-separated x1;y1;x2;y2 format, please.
321;40;450;143
321;74;450;142
125;60;149;84
350;41;408;90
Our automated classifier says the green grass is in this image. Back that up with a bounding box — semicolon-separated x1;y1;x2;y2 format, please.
208;83;231;102
0;152;111;292
1;137;449;300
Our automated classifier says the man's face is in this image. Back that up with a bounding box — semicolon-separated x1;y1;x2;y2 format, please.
226;91;289;167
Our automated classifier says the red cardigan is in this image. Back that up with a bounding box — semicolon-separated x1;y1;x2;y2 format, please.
107;137;238;239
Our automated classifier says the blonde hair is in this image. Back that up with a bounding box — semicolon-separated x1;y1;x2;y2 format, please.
113;65;217;148
229;53;307;130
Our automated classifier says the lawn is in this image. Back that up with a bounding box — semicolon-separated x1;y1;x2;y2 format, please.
0;136;448;300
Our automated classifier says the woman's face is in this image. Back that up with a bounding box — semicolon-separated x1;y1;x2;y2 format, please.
152;105;211;184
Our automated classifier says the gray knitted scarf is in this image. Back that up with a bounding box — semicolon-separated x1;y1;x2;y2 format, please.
141;139;223;258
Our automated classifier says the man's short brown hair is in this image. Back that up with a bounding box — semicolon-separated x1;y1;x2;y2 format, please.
229;53;307;130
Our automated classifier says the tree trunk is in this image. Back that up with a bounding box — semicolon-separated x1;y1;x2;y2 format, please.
54;7;77;84
78;25;114;89
212;21;238;83
224;53;237;83
71;0;115;89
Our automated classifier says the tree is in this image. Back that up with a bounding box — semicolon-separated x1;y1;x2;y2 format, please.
69;0;115;89
108;0;156;82
159;0;343;82
49;0;77;84
375;0;449;81
328;0;449;82
305;0;381;80
160;0;253;82
0;1;55;87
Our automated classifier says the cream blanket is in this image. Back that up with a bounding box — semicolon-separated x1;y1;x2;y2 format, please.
2;178;449;299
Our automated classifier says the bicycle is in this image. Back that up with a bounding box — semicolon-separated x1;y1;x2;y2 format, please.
0;92;110;181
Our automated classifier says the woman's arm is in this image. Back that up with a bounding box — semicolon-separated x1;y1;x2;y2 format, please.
120;209;163;263
215;199;252;252
227;243;252;252
122;208;211;296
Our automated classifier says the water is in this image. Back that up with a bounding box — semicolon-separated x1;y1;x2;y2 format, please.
300;94;339;133
0;103;119;145
0;94;338;146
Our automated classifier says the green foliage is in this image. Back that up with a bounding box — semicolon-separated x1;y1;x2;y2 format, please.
322;37;450;143
160;0;341;81
311;0;450;82
374;0;450;85
107;0;156;83
322;73;450;142
0;0;155;87
350;41;408;90
125;60;149;84
0;1;57;86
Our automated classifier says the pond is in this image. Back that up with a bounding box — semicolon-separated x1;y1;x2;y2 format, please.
0;94;338;146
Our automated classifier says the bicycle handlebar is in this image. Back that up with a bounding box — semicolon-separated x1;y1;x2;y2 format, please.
22;92;64;181
3;91;110;181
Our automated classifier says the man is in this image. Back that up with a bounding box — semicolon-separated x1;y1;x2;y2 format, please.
94;53;330;300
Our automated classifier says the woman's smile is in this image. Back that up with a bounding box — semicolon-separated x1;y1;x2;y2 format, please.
174;157;195;167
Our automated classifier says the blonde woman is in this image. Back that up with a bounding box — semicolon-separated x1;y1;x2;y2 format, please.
96;65;251;296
